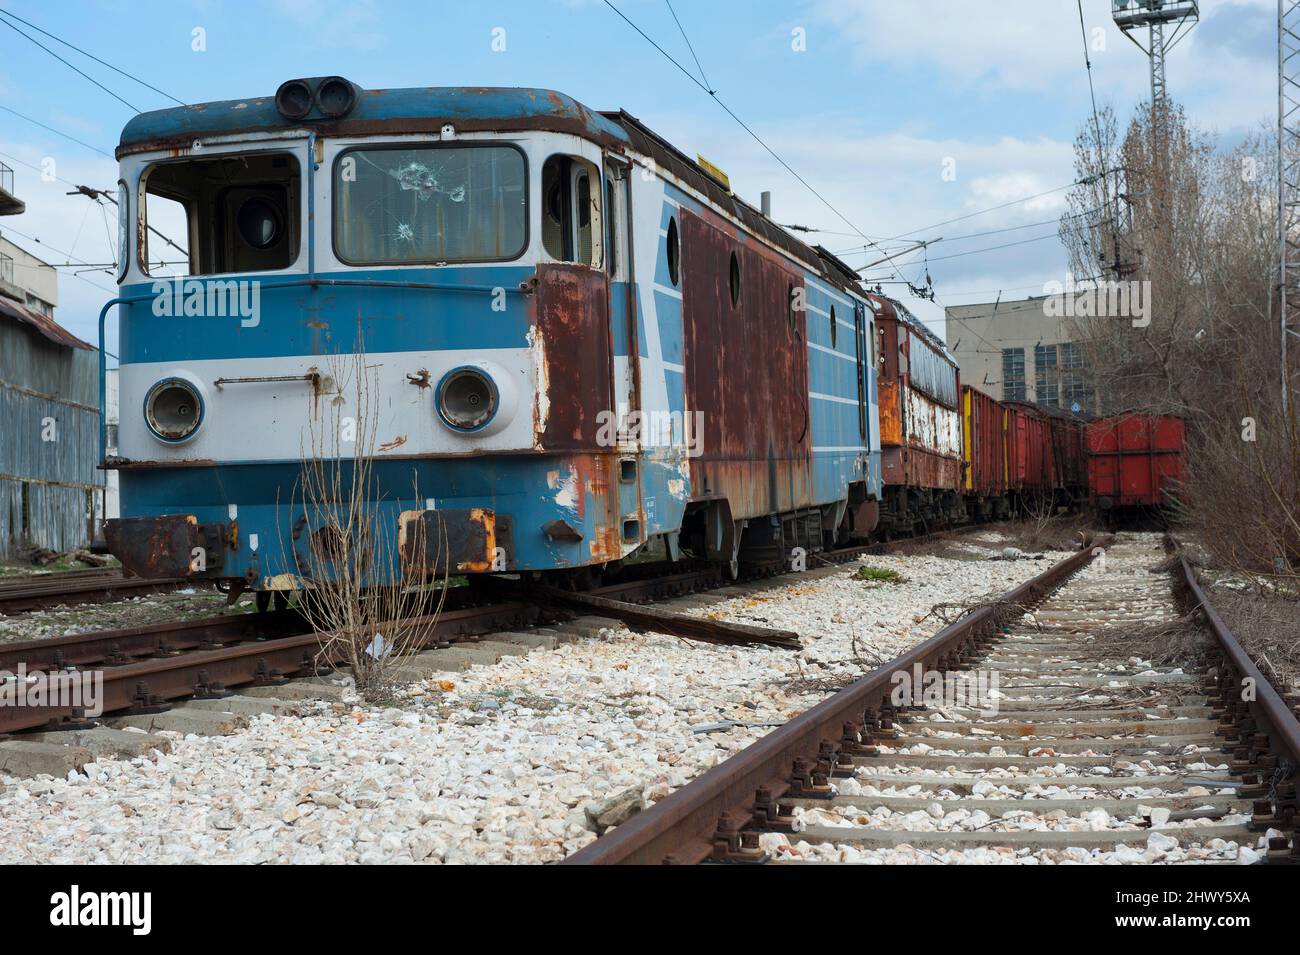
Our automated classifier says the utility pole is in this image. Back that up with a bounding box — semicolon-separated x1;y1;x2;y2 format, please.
1281;0;1300;416
1112;1;1200;110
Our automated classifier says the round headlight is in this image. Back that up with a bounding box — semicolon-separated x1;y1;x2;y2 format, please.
437;368;498;432
275;79;313;120
145;378;203;442
237;198;281;249
316;76;357;118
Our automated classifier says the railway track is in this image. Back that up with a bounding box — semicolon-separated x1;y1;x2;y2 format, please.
565;535;1299;865
0;527;992;738
0;568;188;615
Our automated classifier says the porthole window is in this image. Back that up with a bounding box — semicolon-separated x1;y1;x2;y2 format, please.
830;304;837;348
728;250;740;307
666;216;680;286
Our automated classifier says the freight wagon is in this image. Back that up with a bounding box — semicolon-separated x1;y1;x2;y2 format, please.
871;293;962;535
1087;413;1186;514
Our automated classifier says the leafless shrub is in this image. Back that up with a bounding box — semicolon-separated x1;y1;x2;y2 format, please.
286;339;448;702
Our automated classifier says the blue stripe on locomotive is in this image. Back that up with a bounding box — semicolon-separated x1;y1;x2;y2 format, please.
115;171;879;585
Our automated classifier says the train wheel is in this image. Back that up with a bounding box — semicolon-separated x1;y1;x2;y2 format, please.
255;591;271;613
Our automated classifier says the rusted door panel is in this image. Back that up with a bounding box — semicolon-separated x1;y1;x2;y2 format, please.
534;263;612;450
681;212;811;517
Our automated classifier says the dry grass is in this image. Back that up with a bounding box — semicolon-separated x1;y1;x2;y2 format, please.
998;513;1095;554
1076;616;1216;671
1200;587;1300;693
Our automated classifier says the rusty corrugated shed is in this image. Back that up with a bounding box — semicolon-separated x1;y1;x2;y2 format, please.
0;305;100;557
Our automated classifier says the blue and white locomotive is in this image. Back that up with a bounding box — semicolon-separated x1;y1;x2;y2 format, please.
102;78;883;597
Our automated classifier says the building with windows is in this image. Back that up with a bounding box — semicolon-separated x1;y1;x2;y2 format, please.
944;295;1095;413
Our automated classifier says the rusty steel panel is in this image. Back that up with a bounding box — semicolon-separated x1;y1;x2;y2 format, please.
104;514;226;578
534;263;611;450
1087;414;1186;507
880;446;961;491
1004;403;1055;493
962;385;1006;497
1047;414;1087;491
903;389;961;456
681;211;811;518
570;452;625;563
399;507;499;574
876;315;902;448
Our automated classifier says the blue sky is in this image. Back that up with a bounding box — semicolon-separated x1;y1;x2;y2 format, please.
0;0;1277;347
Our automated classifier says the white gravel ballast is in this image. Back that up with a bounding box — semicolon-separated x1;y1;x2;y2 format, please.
0;537;1072;864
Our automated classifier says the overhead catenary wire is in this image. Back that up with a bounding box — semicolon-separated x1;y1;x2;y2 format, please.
0;106;114;159
663;0;713;93
0;10;139;112
601;0;901;279
0;7;184;105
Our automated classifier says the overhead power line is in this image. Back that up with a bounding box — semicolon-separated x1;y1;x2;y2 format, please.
0;7;184;105
601;0;901;279
0;105;114;158
0;10;139;111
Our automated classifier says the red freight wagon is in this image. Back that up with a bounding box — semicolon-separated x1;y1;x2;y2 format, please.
961;385;1007;503
1005;402;1055;494
1034;404;1088;498
1087;413;1186;509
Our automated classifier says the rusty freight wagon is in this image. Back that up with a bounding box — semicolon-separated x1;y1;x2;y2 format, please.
869;293;962;534
960;384;1010;521
1087;413;1186;512
1003;401;1055;499
1037;402;1089;503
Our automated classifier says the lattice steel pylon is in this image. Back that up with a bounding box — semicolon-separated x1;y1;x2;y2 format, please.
1112;2;1200;109
1281;0;1300;415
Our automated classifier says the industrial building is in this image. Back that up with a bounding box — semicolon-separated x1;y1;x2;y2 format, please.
0;161;105;559
944;294;1096;414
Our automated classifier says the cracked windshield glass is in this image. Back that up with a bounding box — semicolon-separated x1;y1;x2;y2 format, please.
334;145;526;264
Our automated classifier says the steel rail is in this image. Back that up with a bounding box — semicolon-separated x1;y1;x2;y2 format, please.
0;600;539;734
563;539;1109;865
0;572;187;614
1176;554;1300;771
0;524;1016;735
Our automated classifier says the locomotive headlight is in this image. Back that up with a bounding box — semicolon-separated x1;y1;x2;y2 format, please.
437;367;499;432
145;378;204;443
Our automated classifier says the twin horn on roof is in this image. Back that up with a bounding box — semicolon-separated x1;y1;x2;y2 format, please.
273;76;359;121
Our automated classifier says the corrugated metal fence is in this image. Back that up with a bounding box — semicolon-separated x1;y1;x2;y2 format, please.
0;321;101;558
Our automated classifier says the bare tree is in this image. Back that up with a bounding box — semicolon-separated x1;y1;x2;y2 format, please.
1059;101;1300;586
287;337;448;701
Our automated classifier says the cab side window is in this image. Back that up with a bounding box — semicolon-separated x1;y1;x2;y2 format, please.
541;155;601;267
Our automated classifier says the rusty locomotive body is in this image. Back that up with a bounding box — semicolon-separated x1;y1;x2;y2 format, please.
101;79;892;594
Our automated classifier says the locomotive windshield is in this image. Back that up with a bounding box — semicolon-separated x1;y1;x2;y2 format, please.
333;144;526;265
141;151;301;276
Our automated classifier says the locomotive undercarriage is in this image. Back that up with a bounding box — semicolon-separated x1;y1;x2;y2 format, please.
877;486;966;538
